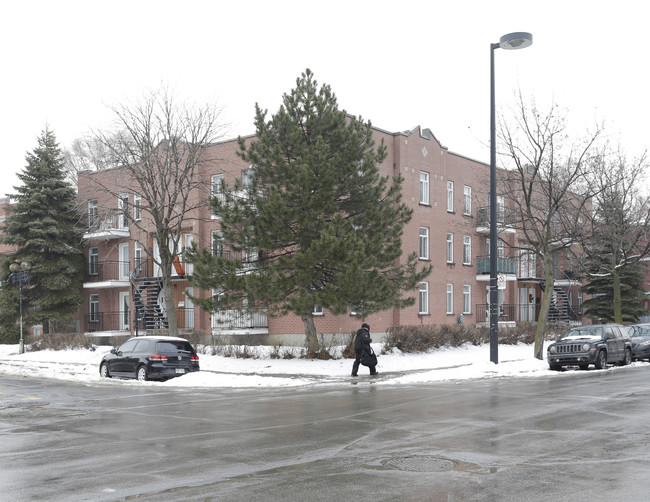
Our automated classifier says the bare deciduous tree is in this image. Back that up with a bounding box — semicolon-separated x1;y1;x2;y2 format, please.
499;94;603;359
582;147;650;323
86;87;228;337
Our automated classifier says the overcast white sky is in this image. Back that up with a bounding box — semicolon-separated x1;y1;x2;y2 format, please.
1;0;647;198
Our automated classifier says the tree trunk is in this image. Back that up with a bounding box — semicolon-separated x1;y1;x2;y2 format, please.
612;269;622;324
534;254;555;360
301;314;319;355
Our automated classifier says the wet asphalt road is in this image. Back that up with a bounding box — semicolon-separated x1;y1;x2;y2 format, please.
1;365;650;502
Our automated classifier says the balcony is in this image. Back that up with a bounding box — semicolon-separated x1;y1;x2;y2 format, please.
84;260;130;288
83;209;130;240
475;207;516;234
212;309;269;333
476;256;517;280
83;307;196;334
83;311;130;333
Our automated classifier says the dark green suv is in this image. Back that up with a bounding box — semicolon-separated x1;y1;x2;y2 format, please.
547;324;632;371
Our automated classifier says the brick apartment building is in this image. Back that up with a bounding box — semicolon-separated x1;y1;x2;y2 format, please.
73;123;586;344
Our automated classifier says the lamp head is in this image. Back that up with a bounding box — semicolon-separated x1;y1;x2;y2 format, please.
499;32;533;50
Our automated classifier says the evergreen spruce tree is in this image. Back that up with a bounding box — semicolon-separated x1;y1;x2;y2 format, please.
188;70;431;352
582;262;647;324
0;128;85;340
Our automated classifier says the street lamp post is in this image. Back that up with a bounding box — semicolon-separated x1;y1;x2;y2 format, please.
9;261;30;355
490;32;532;364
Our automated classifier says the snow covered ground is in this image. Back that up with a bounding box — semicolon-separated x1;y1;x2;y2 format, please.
0;342;643;388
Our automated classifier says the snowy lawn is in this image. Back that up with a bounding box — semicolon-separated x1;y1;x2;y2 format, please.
0;342;643;388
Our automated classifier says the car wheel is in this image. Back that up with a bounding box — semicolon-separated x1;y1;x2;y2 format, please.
99;362;110;378
622;348;632;366
136;365;148;381
594;350;607;370
578;364;589;370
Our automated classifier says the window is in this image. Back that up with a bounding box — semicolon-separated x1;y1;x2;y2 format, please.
313;305;323;316
419;282;429;315
447;181;454;212
419;227;429;260
88;199;98;228
497;195;505;224
420;171;430;205
119;243;129;280
446;284;454;314
463;236;472;265
88;247;98;276
463;285;471;314
211;174;224;218
118;194;129;229
242;167;254;187
212;230;224;257
463;185;472;215
133;192;141;221
89;294;99;323
134;242;144;278
446;233;454;263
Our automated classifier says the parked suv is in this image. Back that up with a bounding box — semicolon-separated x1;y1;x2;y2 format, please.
99;336;200;381
547;324;632;371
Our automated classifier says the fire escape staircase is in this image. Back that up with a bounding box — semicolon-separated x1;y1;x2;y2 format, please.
541;280;570;323
131;276;168;332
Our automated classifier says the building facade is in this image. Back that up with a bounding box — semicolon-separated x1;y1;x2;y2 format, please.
76;124;585;342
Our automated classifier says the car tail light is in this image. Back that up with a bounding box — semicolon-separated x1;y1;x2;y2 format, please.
150;354;168;362
191;355;199;363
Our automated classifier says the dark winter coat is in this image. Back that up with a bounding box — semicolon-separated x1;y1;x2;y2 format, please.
354;328;372;353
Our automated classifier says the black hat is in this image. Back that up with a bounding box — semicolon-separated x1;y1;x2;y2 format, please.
361;323;370;330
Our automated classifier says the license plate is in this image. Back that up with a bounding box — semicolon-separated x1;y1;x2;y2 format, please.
175;368;186;374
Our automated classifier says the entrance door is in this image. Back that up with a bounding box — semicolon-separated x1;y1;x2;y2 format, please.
119;243;129;280
119;291;130;331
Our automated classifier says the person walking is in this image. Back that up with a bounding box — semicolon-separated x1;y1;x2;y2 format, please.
351;322;378;376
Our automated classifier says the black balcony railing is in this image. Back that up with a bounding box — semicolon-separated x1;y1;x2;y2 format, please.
475;304;517;323
83;311;130;332
212;309;269;330
85;261;131;282
476;256;517;275
84;307;196;333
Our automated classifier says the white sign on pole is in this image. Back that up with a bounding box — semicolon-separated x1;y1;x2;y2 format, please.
497;274;506;290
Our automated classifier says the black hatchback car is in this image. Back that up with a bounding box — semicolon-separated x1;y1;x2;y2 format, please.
99;336;200;381
625;324;650;361
547;324;632;371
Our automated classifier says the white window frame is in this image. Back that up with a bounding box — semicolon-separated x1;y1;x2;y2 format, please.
211;174;225;219
133;192;141;221
419;227;429;260
313;304;323;316
420;171;430;205
88;199;98;227
497;194;505;224
119;291;130;331
463;185;472;216
446;233;454;264
118;193;129;229
212;230;224;257
446;284;454;314
463;285;471;314
463;235;472;265
419;282;429;315
88;247;98;276
447;181;454;212
119;242;129;280
89;294;99;323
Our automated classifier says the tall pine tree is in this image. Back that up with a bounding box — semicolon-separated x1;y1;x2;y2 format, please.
582;262;647;324
1;128;85;340
188;70;431;352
